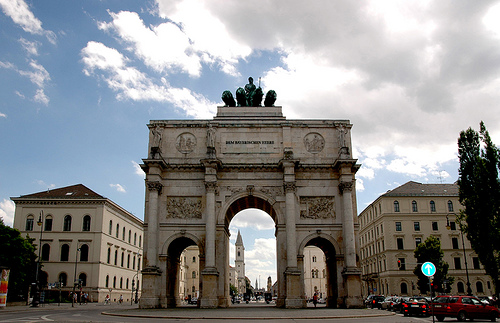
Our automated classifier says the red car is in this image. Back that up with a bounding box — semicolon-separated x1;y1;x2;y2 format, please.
432;295;500;322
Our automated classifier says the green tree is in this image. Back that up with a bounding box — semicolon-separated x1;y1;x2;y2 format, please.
413;236;453;294
458;121;500;296
230;284;238;296
0;219;37;301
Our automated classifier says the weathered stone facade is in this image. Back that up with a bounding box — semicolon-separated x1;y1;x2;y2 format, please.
140;106;362;309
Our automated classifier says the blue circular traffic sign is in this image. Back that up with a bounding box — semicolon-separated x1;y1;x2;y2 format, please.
421;261;436;277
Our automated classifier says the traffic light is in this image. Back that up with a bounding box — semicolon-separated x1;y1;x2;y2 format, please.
397;260;401;268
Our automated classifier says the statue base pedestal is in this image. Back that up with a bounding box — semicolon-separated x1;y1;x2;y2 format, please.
200;267;219;308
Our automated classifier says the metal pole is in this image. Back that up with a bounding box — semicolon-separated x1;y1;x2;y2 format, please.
135;254;141;304
461;232;472;295
31;211;44;307
72;247;80;307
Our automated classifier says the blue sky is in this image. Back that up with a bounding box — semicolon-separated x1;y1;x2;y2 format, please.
1;0;500;287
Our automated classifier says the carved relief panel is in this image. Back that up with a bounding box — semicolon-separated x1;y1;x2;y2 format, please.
300;197;335;219
166;197;202;219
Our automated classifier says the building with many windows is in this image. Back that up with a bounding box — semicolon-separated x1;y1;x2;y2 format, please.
12;184;143;303
303;246;327;300
359;181;493;297
178;245;200;301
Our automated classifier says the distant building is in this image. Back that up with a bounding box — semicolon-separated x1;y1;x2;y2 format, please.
11;184;143;303
303;246;327;299
359;181;493;297
234;230;246;295
179;245;200;300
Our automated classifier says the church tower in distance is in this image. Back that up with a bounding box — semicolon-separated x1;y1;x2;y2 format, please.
235;230;246;295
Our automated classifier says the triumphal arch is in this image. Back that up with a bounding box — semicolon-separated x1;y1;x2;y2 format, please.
140;83;362;309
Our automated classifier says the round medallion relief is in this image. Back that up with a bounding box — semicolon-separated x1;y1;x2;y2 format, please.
176;132;197;153
304;132;325;153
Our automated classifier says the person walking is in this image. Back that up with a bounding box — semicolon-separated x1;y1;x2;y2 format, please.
313;293;318;308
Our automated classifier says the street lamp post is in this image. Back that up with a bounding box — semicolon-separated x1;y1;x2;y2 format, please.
31;211;44;307
72;247;81;307
446;214;472;295
135;254;141;304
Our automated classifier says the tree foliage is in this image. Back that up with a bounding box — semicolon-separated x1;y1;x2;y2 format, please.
458;121;500;296
0;221;37;301
413;236;453;294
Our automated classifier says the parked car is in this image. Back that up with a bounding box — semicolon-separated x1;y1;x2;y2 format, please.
432;295;500;322
400;297;430;317
478;296;496;305
365;295;385;309
188;297;198;305
392;296;410;313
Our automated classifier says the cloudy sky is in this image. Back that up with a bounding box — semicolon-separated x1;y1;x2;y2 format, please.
1;0;500;288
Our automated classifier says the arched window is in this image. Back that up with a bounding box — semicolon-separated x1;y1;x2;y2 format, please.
412;201;418;212
80;244;89;262
400;282;408;294
109;220;113;235
457;282;465;293
448;200;454;212
82;215;91;231
116;224;119;238
105;275;109;288
25;215;34;231
59;273;67;287
44;216;53;231
79;273;87;287
192;286;195;293
63;215;72;231
60;244;70;261
430;201;436;212
192;271;196;278
476;281;484;293
312;256;317;262
393;201;400;212
41;243;50;261
192;256;196;263
114;249;118;265
107;248;111;264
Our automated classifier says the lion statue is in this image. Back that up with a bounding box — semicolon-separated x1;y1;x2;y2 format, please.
250;87;264;106
221;90;236;107
236;87;247;107
264;90;277;107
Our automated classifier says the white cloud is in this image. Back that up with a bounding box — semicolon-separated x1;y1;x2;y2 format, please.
33;89;49;105
132;160;145;177
110;183;126;193
0;199;15;227
230;209;274;231
35;180;55;189
19;37;40;56
0;112;6;118
0;0;56;43
81;41;216;118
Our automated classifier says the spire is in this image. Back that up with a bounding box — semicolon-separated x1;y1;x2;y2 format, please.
236;229;244;246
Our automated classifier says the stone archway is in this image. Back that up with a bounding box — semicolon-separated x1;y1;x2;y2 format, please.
140;105;363;309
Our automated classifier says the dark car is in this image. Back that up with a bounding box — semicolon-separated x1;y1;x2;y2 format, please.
400;297;430;317
393;296;409;313
365;295;385;309
380;296;397;310
432;295;500;322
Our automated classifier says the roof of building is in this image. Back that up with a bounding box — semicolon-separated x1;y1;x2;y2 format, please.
236;229;244;246
16;184;106;199
383;181;458;197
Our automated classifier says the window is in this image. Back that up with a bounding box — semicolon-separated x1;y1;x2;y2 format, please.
312;256;317;262
397;238;404;250
82;215;91;231
134;233;137;245
311;269;319;278
448;200;454;212
105;275;109;288
133;256;136;270
450;221;456;230
452;237;459;249
25;215;34;231
457;282;464;293
430;200;436;212
415;237;422;248
114;250;118;266
44;216;52;231
109;220;113;235
401;282;408;294
41;243;50;261
139;236;142;247
116;224;119;238
238;251;240;257
121;252;124;267
126;278;129;289
192;286;195;293
412;200;418;212
59;273;67;287
454;257;462;269
122;227;125;240
192;256;196;263
63;215;72;231
398;258;406;270
432;222;439;231
394;201;400;212
473;257;480;269
113;276;116;288
395;222;402;231
128;230;131;243
60;244;70;261
476;281;484;293
414;222;420;231
80;244;89;262
127;254;130;268
192;271;196;278
107;248;111;264
79;273;87;287
120;277;123;289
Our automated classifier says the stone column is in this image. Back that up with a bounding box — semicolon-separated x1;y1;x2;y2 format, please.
204;181;217;268
284;181;298;269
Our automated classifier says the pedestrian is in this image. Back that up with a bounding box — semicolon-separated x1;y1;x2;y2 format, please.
119;294;123;304
313;292;318;308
